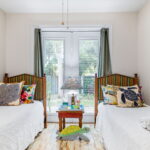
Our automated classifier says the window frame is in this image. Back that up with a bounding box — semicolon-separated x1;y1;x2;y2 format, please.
42;31;101;113
73;32;100;77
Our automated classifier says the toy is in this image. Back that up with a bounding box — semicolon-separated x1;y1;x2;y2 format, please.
56;125;90;142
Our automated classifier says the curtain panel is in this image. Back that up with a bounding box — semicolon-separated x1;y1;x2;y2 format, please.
34;28;44;77
98;28;112;77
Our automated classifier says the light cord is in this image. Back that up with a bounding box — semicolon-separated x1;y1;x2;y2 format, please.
67;0;69;29
61;0;64;25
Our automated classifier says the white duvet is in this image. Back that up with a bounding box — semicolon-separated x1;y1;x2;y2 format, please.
96;103;150;150
0;101;44;150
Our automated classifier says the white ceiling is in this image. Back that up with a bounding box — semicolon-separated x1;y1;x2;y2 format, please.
0;0;148;13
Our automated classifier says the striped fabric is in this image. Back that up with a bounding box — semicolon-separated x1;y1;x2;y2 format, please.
6;74;44;101
97;74;139;101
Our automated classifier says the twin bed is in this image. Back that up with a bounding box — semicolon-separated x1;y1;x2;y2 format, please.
94;74;150;150
0;73;47;150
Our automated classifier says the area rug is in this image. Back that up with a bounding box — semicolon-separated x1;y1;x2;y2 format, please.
27;125;105;150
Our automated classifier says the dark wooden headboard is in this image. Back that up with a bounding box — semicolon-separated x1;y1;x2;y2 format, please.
3;73;47;128
94;73;139;124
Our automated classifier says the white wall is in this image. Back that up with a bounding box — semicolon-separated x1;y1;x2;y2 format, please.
0;9;6;81
5;12;138;77
137;1;150;104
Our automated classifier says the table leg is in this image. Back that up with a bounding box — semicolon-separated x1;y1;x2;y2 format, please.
79;117;82;128
59;117;62;132
63;118;65;129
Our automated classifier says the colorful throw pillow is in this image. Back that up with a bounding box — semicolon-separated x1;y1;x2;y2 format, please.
21;84;36;104
102;85;118;105
0;81;24;106
116;85;143;107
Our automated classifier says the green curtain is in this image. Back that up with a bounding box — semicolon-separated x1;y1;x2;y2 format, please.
34;28;44;77
98;28;112;77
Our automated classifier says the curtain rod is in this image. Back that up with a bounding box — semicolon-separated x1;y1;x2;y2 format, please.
41;31;100;33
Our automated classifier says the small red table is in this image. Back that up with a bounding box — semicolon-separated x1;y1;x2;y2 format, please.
57;110;84;132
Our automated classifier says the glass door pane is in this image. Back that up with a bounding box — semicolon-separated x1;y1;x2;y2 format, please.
43;39;64;113
79;39;99;113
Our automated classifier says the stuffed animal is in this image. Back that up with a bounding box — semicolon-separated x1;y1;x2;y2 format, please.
56;125;90;142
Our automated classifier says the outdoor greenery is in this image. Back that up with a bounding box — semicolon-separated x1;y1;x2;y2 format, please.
44;40;64;98
44;40;63;76
79;40;98;76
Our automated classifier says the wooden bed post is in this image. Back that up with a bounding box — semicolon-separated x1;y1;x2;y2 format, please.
4;73;9;83
134;74;139;85
94;73;99;126
43;74;47;128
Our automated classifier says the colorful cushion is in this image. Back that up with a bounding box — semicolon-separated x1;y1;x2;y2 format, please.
21;84;36;104
0;82;24;106
102;85;118;105
116;85;143;107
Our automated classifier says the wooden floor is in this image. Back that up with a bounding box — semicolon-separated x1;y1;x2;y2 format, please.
27;123;104;150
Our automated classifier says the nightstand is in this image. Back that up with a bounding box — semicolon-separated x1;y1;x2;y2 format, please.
57;105;84;132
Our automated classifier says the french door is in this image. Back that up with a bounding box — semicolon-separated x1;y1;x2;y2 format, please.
42;30;100;120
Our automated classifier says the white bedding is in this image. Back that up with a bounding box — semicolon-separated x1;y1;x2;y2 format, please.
96;103;150;150
0;101;44;150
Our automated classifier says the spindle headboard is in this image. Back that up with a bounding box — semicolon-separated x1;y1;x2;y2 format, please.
94;73;139;124
3;73;47;128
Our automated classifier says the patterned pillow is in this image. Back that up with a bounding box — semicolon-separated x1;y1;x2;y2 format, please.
21;84;36;104
116;85;143;107
0;82;24;106
102;85;118;105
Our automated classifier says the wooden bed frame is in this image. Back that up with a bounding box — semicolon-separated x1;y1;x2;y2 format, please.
94;73;139;124
3;73;47;128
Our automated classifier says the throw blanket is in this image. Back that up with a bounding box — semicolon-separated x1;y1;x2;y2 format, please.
140;118;150;131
